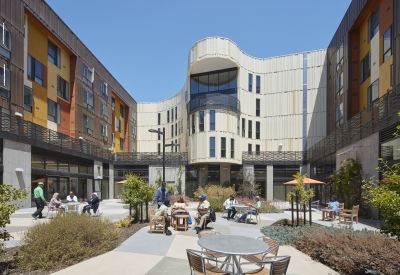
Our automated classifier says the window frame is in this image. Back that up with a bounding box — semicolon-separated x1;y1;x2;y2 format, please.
256;121;260;139
48;40;60;68
231;138;234;158
248;120;252;139
83;89;93;111
248;73;253;92
115;117;121;132
221;137;226;158
100;101;108;121
242;118;245;137
191;114;195;134
100;124;107;138
360;51;371;84
100;79;108;98
83;114;94;135
28;55;44;86
368;6;380;41
24;86;33;112
158;113;161;125
83;63;93;88
199;111;204;132
210;137;215;158
335;103;343;127
336;73;343;99
256;144;260;155
57;75;69;101
248;144;252;154
367;79;379;106
120;104;124;118
0;23;11;59
383;26;392;62
0;64;11;98
167;110;170;123
120;138;124;151
336;42;343;71
256;75;260;94
47;99;60;124
256;99;260;116
210;110;215;131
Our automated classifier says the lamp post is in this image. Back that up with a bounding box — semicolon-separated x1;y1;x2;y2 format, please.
148;128;179;184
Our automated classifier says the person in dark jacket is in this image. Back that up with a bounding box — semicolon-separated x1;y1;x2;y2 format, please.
82;192;100;215
151;182;170;209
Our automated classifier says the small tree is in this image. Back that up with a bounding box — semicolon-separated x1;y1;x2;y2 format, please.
237;167;260;198
363;160;400;240
176;165;184;195
0;184;28;245
287;172;314;206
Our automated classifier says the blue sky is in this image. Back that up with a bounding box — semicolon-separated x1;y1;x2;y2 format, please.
46;0;351;103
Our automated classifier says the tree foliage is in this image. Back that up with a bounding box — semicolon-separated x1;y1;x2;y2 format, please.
363;160;400;240
286;172;314;206
0;184;28;245
237;167;260;198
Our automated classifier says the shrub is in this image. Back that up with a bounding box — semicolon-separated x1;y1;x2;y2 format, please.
236;197;283;213
194;185;235;212
260;225;400;274
115;216;134;228
17;215;120;271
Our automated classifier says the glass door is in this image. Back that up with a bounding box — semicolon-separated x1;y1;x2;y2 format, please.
93;179;102;200
78;178;87;201
59;178;69;200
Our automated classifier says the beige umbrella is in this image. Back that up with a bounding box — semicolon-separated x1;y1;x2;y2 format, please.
116;180;127;184
283;177;325;185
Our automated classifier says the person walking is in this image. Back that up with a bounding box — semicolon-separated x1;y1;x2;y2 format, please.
32;182;47;219
151;182;170;209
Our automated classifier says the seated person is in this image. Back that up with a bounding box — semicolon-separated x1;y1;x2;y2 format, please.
193;194;210;234
66;191;78;202
82;193;100;215
327;195;339;216
223;195;238;220
154;200;171;235
49;192;63;215
172;196;188;215
237;196;261;222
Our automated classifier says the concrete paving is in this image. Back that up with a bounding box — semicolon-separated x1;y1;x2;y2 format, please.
6;200;381;274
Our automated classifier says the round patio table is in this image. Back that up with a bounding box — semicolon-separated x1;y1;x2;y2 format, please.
233;204;248;220
198;235;269;274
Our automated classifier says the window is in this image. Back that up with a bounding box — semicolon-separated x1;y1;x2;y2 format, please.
47;99;60;124
256;75;260;93
171;124;174;138
100;80;108;98
83;114;93;135
231;139;234;158
360;52;370;83
100;124;107;139
175;139;178;152
120;138;124;151
175;123;177;136
242;118;245;137
185;91;188;101
167;110;170;123
0;23;11;59
336;42;343;71
175;106;177;120
383;26;392;62
210;137;215;158
100;101;108;121
132;110;136;123
237;117;240;135
57;75;69;101
132;126;136;137
368;6;379;41
0;65;11;98
248;73;253;91
248;120;252;139
248;144;252;154
192;114;195;134
158;143;161;155
111;97;115;110
158;113;161;125
120;104;124;118
115;117;121;132
28;55;44;86
83;89;93;111
178;121;180;134
210;110;215;131
24;86;33;112
256;145;260;155
48;40;60;67
199;111;204;131
335;103;343;127
190;68;238;98
171;108;174;122
256;99;260;116
83;64;93;88
158;128;160;140
336;73;343;98
220;137;226;158
367;79;379;106
256;121;260;139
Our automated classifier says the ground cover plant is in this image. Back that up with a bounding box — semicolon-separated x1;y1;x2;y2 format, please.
261;225;400;274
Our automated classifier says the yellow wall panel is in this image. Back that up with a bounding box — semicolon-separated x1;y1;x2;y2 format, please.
359;79;370;111
32;82;48;127
113;94;126;152
379;55;393;97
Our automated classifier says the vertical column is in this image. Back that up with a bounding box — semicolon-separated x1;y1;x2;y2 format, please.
302;52;308;152
109;164;114;199
266;165;273;201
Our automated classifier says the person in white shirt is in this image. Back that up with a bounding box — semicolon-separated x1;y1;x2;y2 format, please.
154;200;171;235
193;194;210;234
66;191;78;202
223;195;238;220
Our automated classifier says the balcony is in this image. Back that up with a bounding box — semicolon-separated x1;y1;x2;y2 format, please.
187;93;240;115
242;151;305;165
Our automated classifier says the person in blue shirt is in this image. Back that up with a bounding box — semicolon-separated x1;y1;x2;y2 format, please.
328;195;340;216
151;182;170;209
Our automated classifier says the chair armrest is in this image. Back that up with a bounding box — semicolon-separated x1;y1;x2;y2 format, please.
340;209;353;213
239;255;290;266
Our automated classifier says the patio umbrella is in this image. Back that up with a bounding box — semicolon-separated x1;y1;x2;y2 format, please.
283;177;325;185
116;180;127;184
32;178;54;184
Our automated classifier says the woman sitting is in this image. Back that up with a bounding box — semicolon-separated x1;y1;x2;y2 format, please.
171;196;190;226
327;195;339;217
48;193;64;216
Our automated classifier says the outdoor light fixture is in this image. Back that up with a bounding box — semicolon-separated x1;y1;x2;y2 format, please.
78;136;84;140
15;168;24;172
278;144;283;151
15;112;23;117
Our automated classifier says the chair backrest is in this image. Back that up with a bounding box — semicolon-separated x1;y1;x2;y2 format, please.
352;205;359;214
149;208;156;216
270;256;291;275
198;230;220;239
186;249;205;274
258;236;280;256
338;203;344;210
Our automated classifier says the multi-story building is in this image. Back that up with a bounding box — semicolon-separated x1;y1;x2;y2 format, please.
0;0;399;208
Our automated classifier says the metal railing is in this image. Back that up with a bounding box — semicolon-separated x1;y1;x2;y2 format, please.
187;93;240;115
242;151;305;165
114;152;188;166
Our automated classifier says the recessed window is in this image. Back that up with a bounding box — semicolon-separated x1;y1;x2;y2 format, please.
0;65;11;98
175;123;177;136
256;75;260;94
336;43;343;71
167;110;170;123
28;55;44;86
171;124;174;138
175;106;177;120
132;126;136;137
256;145;260;155
335;103;343;127
221;137;226;158
192;114;195;134
111;97;115;110
248;73;253;91
256;99;260;116
158;143;161;155
248;120;252;139
0;23;11;59
120;104;124;118
158;113;161;125
210;137;215;158
83;114;94;135
24;86;33;112
242;118;245;137
115;117;121;132
237;117;240;135
248;144;252;154
100;80;108;98
83;64;93;88
100;101;108;121
336;73;343;98
199;111;204;132
48;99;60;124
120;138;124;151
367;79;379;106
57;75;69;101
383;26;392;62
157;128;160;140
256;121;260;139
48;40;60;67
171;108;174;122
190;68;237;98
100;124;107;139
360;52;370;83
210;110;215;131
368;6;379;41
231;138;234;158
83;89;93;111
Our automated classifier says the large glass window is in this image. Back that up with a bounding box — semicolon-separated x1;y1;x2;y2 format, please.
102;179;109;200
231;138;234;158
0;65;11;98
171;108;174;122
32;155;44;169
336;73;343;98
360;51;370;83
210;110;215;131
208;165;220;182
248;120;252;139
158;113;161;125
256;75;260;94
100;101;108;121
256;144;260;155
367;79;379;106
210;137;215;157
383;26;392;62
83;114;94;135
190;68;237;99
0;23;11;59
120;104;124;118
70;163;78;173
28;55;44;86
83;89;93;111
101;124;107;138
100;80;107;98
57;75;69;101
24;86;33;112
336;103;343;127
336;42;343;71
242;118;245;137
167;110;170;123
171;124;174;138
256;99;260;116
199;75;208;93
221;137;226;158
48;40;60;67
209;73;218;92
120;138;124;151
199;111;204;132
48;99;60;124
248;144;252;154
83;64;93;88
368;6;379;41
46;158;57;170
175;106;177;120
248;73;253;91
58;161;68;172
256;121;260;139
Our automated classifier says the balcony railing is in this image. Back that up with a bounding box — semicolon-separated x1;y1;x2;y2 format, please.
114;152;188;166
187;93;240;115
242;151;305;165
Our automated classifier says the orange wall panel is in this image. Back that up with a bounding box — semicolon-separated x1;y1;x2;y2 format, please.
57;98;70;135
380;0;393;37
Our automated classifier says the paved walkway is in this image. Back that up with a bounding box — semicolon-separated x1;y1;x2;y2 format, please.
6;201;380;274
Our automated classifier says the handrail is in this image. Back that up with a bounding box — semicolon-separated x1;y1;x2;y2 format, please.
187;93;240;115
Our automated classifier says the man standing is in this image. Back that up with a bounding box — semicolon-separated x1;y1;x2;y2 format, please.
83;193;100;215
66;191;78;202
151;182;170;209
154;200;171;235
32;182;47;219
193;194;210;234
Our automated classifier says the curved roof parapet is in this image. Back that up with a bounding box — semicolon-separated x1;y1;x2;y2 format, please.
187;93;240;115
